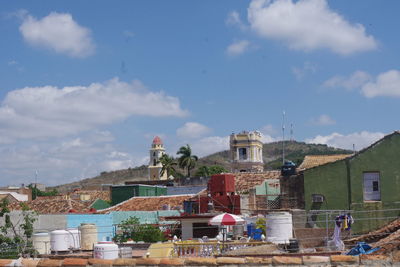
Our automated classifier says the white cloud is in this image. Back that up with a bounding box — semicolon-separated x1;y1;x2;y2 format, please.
0;78;187;143
323;71;371;90
176;122;212;139
323;69;400;98
310;114;336;126
19;12;95;58
0;131;136;186
292;61;317;80
305;131;385;150
247;0;377;55
361;70;400;98
226;40;251;56
190;136;230;157
260;124;277;136
226;11;247;30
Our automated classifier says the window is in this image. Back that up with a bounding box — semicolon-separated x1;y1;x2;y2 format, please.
238;148;247;160
153;159;157;166
363;172;381;201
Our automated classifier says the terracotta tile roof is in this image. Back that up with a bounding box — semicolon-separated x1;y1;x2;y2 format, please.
71;190;111;201
98;194;194;213
299;154;352;170
8;197;91;214
345;218;400;255
234;171;281;193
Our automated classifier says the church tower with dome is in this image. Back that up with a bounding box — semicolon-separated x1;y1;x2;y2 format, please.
148;136;168;180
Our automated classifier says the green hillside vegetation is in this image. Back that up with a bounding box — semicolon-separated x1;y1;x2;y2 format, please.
52;141;351;192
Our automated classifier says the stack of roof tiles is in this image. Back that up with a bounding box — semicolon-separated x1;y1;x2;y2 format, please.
298;154;352;170
234;171;281;193
98;194;194;213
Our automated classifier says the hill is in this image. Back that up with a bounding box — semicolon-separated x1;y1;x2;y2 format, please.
52;141;351;192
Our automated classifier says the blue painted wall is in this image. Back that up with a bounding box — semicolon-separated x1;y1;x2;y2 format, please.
67;214;113;242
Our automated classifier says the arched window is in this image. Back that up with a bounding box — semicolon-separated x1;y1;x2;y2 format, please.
153;159;156;166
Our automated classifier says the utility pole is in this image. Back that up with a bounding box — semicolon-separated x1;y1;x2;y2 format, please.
282;111;285;165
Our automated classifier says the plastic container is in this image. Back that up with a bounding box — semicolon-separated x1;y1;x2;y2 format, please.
33;232;51;254
119;246;133;258
80;223;98;250
50;230;70;252
94;241;119;259
266;212;293;244
66;228;80;249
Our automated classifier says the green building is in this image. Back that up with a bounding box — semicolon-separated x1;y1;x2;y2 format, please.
111;184;167;205
303;131;400;233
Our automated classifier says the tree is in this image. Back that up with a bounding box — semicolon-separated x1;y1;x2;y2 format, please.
177;144;198;177
113;216;166;243
159;154;177;178
0;199;37;258
28;185;58;200
208;165;228;175
195;166;210;177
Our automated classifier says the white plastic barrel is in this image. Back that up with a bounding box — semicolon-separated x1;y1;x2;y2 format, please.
66;228;80;249
33;232;50;254
266;212;293;244
50;230;70;252
94;242;119;259
80;223;98;250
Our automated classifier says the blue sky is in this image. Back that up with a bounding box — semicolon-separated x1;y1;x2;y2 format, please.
1;0;399;186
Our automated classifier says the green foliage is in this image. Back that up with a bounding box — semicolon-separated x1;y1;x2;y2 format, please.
208;165;228;175
195;165;228;177
255;217;266;235
0;199;37;258
159;154;178;178
113;216;166;243
177;144;198;177
29;185;58;200
195;166;210;177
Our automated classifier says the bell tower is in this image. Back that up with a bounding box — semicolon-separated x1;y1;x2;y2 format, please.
230;131;264;173
148;136;168;180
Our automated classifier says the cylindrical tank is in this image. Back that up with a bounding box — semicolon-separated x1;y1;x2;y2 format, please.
33;232;51;254
119;246;133;258
93;242;119;259
50;230;71;252
80;223;98;250
232;225;244;239
266;212;293;244
66;228;81;249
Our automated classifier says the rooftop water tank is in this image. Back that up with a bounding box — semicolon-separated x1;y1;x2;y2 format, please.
94;242;119;260
50;230;70;252
33;232;50;255
80;223;98;250
66;228;80;250
119;246;133;258
266;212;293;244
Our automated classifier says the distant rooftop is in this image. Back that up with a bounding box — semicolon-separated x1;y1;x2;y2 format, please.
299;154;352;170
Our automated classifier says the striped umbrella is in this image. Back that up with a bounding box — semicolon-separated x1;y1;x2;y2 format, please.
208;213;245;226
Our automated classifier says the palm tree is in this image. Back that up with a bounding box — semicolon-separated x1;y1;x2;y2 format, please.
159;154;177;178
177;144;198;177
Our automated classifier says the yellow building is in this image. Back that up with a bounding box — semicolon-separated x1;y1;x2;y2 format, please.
148;136;168;180
230;131;264;173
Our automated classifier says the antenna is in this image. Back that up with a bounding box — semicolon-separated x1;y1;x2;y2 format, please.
282;111;285;165
290;123;294;141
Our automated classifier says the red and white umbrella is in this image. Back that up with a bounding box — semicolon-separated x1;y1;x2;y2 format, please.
208;213;245;226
